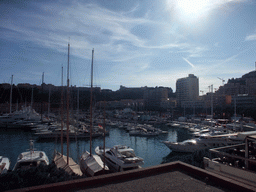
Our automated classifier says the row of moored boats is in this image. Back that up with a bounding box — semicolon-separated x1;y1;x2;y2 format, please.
163;121;256;153
0;140;144;177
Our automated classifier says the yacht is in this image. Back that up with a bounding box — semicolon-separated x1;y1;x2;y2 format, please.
163;133;245;153
95;145;144;172
0;106;49;129
0;156;10;174
13;140;49;171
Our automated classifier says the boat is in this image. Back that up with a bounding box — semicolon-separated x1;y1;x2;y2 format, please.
13;140;49;171
53;43;82;176
80;151;108;176
0;156;10;174
191;126;232;138
80;49;108;177
0;106;47;129
53;151;82;176
35;130;102;140
203;134;256;186
95;145;144;172
163;133;245;153
0;77;50;129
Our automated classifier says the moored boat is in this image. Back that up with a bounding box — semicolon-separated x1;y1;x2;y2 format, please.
95;145;144;172
163;133;245;153
80;151;108;177
0;156;10;174
79;49;108;177
13;140;49;171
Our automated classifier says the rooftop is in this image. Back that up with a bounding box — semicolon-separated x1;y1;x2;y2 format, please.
8;161;256;192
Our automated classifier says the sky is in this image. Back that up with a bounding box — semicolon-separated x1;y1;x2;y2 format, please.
0;0;256;94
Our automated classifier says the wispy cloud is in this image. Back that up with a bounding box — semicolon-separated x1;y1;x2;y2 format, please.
0;1;201;63
245;33;256;41
0;0;254;91
219;50;248;65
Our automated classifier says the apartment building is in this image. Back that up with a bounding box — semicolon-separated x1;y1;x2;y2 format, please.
176;74;199;107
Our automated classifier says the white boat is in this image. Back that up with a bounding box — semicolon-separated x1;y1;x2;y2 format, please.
0;156;10;174
191;126;231;138
163;133;244;153
0;106;49;129
13;140;49;171
95;145;144;172
163;139;206;153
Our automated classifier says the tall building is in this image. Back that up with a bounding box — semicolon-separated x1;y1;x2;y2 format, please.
176;74;199;107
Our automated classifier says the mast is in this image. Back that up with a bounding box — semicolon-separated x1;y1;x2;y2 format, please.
211;85;213;117
77;88;79;116
48;86;51;119
67;43;70;165
103;100;106;172
90;48;94;156
31;87;33;108
41;72;44;121
61;66;64;155
10;75;13;113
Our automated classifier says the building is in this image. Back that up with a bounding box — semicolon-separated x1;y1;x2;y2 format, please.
213;70;256;111
143;87;169;110
176;74;199;107
232;94;256;109
217;70;256;97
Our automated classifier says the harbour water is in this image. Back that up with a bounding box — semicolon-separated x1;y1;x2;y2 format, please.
0;124;192;170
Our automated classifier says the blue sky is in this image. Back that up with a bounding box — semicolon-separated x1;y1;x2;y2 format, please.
0;0;255;93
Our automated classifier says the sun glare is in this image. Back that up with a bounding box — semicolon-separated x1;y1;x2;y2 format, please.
177;0;209;15
170;0;211;22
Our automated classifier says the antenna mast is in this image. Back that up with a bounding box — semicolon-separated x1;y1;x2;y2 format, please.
66;43;70;165
10;75;13;113
90;48;94;156
61;66;64;155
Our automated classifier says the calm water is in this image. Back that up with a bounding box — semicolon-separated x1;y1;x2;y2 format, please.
0;125;191;170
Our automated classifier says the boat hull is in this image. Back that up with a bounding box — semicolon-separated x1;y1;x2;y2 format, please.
0;156;10;174
80;151;108;177
163;141;206;153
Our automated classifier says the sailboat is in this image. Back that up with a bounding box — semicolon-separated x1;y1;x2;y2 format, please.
53;43;82;176
80;49;108;177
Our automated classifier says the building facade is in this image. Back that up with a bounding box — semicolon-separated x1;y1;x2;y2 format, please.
143;87;169;110
176;74;199;107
